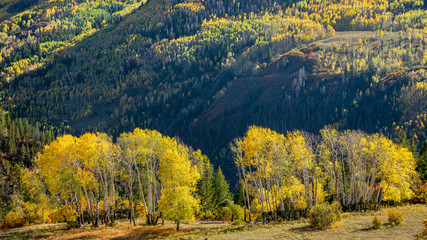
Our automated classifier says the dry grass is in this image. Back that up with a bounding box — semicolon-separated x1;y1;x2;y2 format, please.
315;31;397;46
1;204;425;240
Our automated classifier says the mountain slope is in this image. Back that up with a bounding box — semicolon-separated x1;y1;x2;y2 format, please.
1;0;426;181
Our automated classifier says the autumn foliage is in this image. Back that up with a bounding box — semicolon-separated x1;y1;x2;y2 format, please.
1;128;207;230
0;125;420;230
309;202;342;228
232;126;417;223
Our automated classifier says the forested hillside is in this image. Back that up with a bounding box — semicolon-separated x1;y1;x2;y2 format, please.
0;0;427;232
0;109;56;221
0;0;426;184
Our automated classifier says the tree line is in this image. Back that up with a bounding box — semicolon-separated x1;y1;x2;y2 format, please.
1;124;426;229
233;126;425;223
2;128;235;230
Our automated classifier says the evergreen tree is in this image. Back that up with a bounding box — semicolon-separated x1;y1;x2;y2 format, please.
212;167;233;208
396;130;417;155
196;165;214;211
417;140;427;181
234;182;244;206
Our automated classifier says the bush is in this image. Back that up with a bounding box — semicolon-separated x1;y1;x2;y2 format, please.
231;220;244;225
108;221;118;227
309;201;342;228
2;201;52;229
372;216;383;229
254;213;263;222
417;219;427;239
388;208;404;226
230;205;244;221
66;221;81;229
3;210;27;229
219;206;232;220
199;210;215;220
52;205;78;223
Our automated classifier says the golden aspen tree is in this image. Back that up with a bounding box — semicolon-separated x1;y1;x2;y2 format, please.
118;128;166;225
318;127;417;210
77;133;115;226
158;148;200;231
34;135;83;224
233;126;324;222
375;136;417;202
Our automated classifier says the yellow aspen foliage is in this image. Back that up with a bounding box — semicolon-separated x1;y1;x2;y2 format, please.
234;126;322;221
52;205;78;223
2;200;52;229
134;202;147;219
158;149;200;230
35;135;79;199
288;177;307;210
375;136;417;202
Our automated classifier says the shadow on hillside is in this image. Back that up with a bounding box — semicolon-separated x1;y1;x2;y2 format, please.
6;0;39;14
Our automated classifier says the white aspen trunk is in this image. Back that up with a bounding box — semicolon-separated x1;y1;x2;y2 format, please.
83;187;93;225
110;174;116;222
103;174;109;226
136;167;149;222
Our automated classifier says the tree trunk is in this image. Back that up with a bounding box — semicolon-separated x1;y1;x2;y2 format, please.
110;175;116;222
95;191;100;227
129;183;136;226
104;176;110;226
136;168;149;224
75;193;83;226
83;188;93;225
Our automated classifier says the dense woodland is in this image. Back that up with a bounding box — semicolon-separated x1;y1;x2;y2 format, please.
0;0;426;231
0;122;426;229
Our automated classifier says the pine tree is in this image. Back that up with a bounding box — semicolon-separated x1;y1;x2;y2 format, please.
396;130;417;155
196;165;214;211
212;167;233;208
234;182;244;206
417;140;427;181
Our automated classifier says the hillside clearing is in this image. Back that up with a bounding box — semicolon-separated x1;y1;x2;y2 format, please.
1;205;426;240
315;31;398;46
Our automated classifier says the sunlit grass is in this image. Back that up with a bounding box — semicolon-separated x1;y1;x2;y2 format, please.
1;204;426;239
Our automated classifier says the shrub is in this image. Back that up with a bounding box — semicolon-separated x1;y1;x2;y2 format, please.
417;219;427;239
134;202;145;219
372;216;383;229
230;205;244;221
199;210;215;220
52;205;78;223
3;210;27;229
419;182;427;203
309;201;342;228
108;221;118;227
388;208;404;227
2;201;52;229
231;220;244;225
66;221;81;229
254;213;263;222
219;206;232;220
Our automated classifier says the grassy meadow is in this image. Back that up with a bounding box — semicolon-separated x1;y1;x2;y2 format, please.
1;204;426;240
